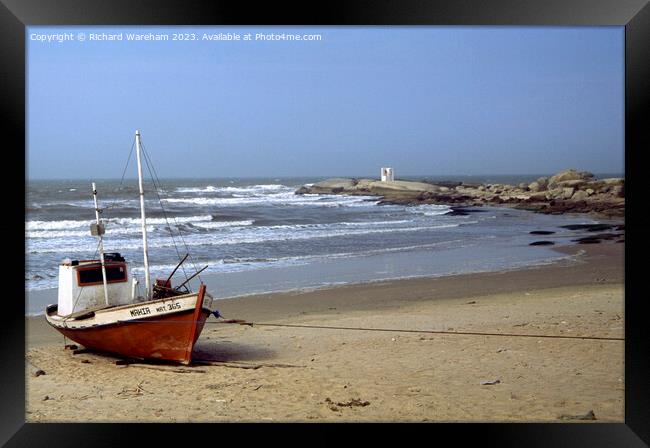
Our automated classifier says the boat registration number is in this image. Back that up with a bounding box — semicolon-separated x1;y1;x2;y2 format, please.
166;302;181;311
130;301;182;318
155;302;182;312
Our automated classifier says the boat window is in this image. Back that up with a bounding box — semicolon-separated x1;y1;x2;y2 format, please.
77;263;128;286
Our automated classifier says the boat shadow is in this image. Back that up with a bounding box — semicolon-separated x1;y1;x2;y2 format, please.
191;340;277;364
66;340;277;367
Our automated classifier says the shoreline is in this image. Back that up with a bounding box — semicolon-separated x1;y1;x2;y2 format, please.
180;242;623;323
27;222;620;317
25;241;584;318
27;242;622;345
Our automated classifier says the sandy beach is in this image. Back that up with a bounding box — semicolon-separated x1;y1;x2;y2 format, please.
26;242;624;422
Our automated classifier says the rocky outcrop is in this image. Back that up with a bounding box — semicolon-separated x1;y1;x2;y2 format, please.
296;169;624;217
547;169;594;188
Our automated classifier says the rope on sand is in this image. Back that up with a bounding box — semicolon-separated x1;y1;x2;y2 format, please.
212;320;624;342
133;315;624;342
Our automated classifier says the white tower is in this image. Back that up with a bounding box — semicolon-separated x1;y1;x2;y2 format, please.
381;167;394;182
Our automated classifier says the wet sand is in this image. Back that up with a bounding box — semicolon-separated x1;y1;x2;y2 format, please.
26;243;624;422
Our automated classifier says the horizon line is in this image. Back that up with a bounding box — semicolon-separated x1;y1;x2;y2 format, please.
27;171;625;182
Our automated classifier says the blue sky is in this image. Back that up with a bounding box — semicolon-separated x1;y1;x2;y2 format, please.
27;26;624;179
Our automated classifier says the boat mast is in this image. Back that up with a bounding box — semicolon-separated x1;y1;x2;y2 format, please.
91;183;110;306
135;130;151;299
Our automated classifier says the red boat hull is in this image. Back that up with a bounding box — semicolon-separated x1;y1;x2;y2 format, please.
54;308;211;364
50;284;211;365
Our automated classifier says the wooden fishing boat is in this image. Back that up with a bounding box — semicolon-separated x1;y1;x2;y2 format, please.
45;130;214;365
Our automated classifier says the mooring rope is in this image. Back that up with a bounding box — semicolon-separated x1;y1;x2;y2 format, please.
217;321;624;342
127;315;624;342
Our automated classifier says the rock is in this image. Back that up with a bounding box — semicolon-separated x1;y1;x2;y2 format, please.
571;190;589;201
611;185;624;197
545;188;564;199
428;181;462;188
601;178;624;185
480;379;501;385
573;237;602;244
506;195;524;203
445;207;488;216
294;173;623;218
28;363;46;377
530;241;555;246
583;180;607;193
548;169;594;188
527;192;547;202
556;179;589;189
560;224;615;232
562;187;575;199
309;178;357;193
529;230;555;235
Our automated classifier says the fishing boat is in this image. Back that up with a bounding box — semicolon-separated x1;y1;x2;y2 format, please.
45;130;214;365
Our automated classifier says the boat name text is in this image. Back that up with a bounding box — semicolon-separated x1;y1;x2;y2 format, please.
130;307;151;317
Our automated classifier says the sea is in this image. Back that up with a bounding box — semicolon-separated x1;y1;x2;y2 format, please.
25;175;620;315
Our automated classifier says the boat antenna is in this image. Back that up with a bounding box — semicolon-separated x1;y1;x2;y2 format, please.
91;182;110;306
135;130;151;299
165;253;189;286
174;265;209;292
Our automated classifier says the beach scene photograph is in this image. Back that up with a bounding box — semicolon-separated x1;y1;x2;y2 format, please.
26;26;624;422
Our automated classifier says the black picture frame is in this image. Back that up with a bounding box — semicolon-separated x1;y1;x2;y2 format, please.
4;0;648;445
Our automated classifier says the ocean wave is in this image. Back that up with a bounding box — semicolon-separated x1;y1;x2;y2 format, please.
162;192;379;208
26;215;214;231
26;226;156;239
409;204;452;216
175;184;287;194
191;220;255;229
24;236;482;292
113;239;476;277
27;222;462;254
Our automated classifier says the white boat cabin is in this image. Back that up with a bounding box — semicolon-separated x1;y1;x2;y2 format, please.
57;253;135;316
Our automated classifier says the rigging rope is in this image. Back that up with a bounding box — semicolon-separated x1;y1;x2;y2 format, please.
139;140;205;287
138;141;191;285
102;138;136;217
